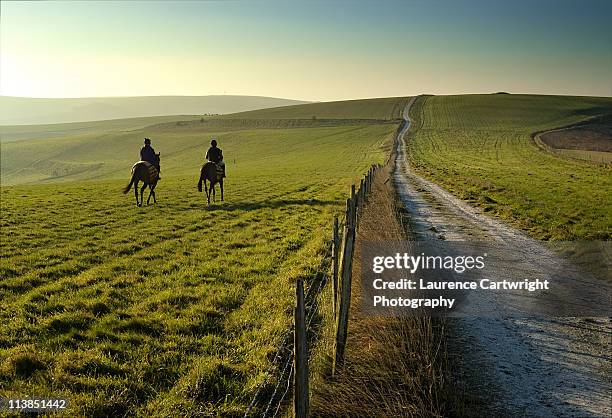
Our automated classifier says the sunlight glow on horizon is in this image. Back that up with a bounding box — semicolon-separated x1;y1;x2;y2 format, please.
1;0;611;100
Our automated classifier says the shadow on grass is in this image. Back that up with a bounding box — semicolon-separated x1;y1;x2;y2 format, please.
569;106;612;120
195;198;338;212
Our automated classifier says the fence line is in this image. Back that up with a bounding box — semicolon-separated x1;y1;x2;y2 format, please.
245;164;380;417
332;196;356;374
245;239;336;418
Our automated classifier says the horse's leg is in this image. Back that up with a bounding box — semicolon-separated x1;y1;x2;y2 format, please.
220;179;224;201
147;185;152;205
149;183;157;204
205;180;210;204
212;182;216;202
134;180;140;206
140;183;146;207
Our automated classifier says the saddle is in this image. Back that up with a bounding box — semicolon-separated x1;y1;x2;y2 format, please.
214;163;225;178
205;161;225;178
133;161;159;182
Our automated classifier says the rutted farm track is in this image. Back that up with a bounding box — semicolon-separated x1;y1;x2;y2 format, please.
395;98;612;417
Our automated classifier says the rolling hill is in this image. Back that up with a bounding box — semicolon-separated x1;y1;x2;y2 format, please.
221;96;410;120
1;97;408;186
2;94;611;416
0;116;200;143
0;97;402;416
0;95;310;125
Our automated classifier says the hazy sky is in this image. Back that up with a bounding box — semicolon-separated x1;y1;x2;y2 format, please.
1;0;611;100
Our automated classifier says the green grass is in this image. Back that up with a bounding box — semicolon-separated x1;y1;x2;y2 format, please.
1;97;409;187
0;101;399;416
1;123;397;186
407;94;612;240
221;97;411;120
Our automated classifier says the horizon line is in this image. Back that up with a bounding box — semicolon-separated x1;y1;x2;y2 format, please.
1;92;612;101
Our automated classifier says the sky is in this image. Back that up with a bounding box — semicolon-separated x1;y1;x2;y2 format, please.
1;0;611;101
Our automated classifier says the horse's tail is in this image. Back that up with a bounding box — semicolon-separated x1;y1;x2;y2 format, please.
198;169;203;192
123;172;136;194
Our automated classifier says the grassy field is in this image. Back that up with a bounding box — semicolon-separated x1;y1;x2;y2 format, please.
221;96;411;120
1;122;393;186
0;116;201;143
0;98;404;416
406;94;612;240
1;97;408;186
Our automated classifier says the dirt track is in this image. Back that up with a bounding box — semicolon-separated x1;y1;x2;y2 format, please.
395;98;611;417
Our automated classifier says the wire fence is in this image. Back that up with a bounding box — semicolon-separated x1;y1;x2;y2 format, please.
244;164;379;417
244;237;338;417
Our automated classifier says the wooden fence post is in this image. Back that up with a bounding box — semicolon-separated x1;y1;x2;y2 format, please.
350;184;356;223
360;178;365;209
332;216;339;319
294;278;308;418
333;196;356;375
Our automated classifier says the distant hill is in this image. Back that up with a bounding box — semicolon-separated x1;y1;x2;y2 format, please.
0;95;310;125
221;97;410;120
1;96;407;186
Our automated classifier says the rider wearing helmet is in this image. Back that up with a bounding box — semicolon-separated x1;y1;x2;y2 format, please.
206;138;225;177
140;137;161;178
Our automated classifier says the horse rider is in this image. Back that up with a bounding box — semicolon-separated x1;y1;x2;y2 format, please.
206;138;225;178
140;137;161;179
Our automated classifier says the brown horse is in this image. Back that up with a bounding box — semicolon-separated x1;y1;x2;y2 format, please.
123;156;160;207
197;162;224;204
